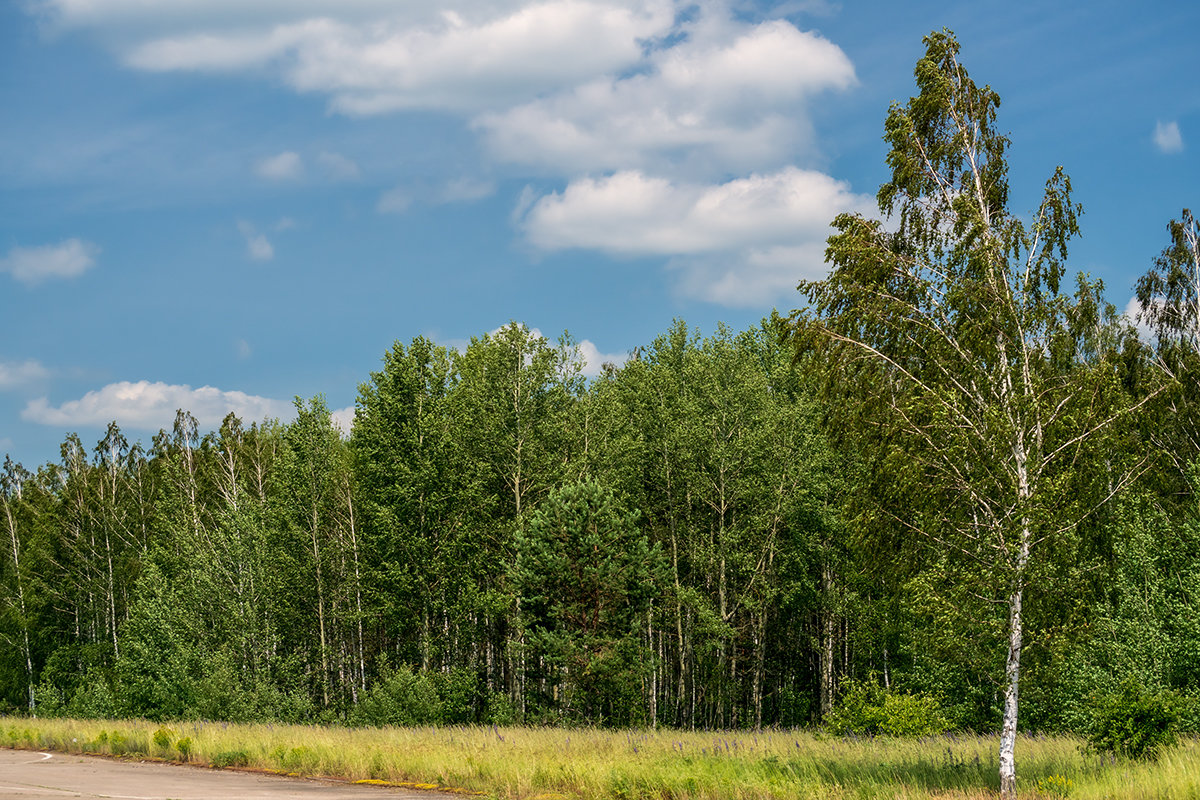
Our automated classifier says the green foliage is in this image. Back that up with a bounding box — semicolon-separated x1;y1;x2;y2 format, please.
211;748;252;768
484;690;518;725
516;480;660;725
1086;680;1179;759
32;643;122;719
175;736;194;761
152;727;173;750
825;680;950;738
349;664;443;726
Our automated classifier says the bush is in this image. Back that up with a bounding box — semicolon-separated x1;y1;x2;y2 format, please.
1087;680;1179;759
825;679;951;737
429;668;479;723
484;690;517;725
349;664;443;726
152;727;173;752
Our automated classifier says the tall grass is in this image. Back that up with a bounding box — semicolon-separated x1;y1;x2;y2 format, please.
2;717;1196;799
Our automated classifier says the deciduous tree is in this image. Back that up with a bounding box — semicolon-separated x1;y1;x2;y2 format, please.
793;30;1149;797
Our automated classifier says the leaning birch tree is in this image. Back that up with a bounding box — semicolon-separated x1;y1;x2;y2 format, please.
793;30;1150;798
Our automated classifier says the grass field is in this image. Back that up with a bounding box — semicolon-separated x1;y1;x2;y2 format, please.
2;717;1197;799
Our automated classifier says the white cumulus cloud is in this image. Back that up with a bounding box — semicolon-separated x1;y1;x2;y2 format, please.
0;360;51;390
88;1;677;115
479;325;624;377
521;167;873;305
477;13;855;176
330;404;356;435
1154;121;1184;154
0;239;98;285
25;0;866;304
577;339;627;377
22;380;295;432
1124;296;1160;342
255;150;304;179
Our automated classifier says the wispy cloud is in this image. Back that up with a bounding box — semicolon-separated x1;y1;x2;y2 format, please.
22;380;294;432
378;177;495;214
438;177;495;203
317;150;360;180
0;359;51;390
0;239;98;285
237;220;274;261
1154;121;1184;154
376;186;411;214
255;150;304;179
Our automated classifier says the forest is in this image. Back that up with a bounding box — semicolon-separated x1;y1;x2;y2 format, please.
2;33;1199;756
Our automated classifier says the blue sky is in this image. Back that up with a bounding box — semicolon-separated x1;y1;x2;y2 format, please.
1;0;1197;468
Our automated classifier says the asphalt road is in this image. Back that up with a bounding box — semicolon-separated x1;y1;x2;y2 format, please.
0;749;435;799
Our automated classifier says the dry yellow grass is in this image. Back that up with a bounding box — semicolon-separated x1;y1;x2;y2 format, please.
2;717;1196;799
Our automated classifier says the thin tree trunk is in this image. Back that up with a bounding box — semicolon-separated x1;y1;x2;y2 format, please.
347;488;366;694
819;563;835;719
648;603;657;728
671;527;688;727
3;499;34;713
753;610;765;731
312;505;330;707
999;524;1031;799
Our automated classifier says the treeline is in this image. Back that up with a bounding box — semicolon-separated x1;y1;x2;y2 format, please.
2;314;1198;731
6;29;1200;738
0;321;829;727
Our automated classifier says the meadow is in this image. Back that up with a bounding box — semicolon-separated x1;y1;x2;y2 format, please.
2;718;1198;800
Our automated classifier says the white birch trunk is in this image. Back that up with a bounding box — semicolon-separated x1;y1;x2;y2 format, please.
999;578;1024;799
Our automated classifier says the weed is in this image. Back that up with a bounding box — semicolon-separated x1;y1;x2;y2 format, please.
153;728;174;751
174;736;193;761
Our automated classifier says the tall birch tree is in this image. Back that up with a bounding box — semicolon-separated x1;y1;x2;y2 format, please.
793;30;1148;798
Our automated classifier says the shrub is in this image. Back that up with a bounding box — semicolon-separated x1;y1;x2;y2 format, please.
1087;679;1179;759
152;728;173;752
484;690;517;725
349;664;443;726
429;668;479;723
825;679;950;737
107;732;130;755
175;736;194;762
